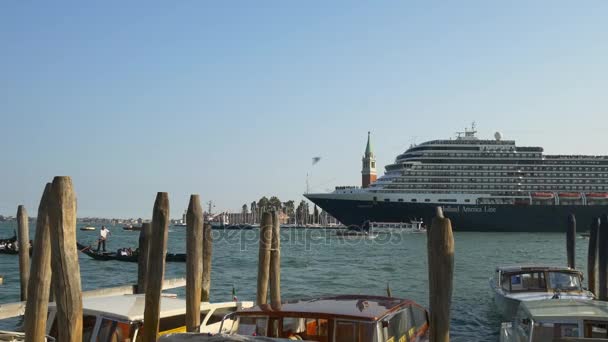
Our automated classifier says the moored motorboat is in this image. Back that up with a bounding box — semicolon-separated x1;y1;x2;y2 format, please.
160;295;430;342
45;294;254;341
490;265;594;319
500;299;608;341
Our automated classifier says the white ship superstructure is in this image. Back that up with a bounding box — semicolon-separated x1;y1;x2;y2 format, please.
305;124;608;231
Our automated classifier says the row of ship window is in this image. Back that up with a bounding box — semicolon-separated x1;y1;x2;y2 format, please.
382;178;608;184
406;165;608;171
408;152;541;158
374;197;471;203
384;184;608;191
399;171;608;177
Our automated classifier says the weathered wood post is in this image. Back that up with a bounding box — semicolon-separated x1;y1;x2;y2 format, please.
257;212;272;305
142;192;170;342
24;183;53;341
186;195;204;332
588;217;600;296
49;176;83;342
427;207;454;342
17;205;30;302
137;222;152;294
270;211;281;310
600;214;608;300
202;222;212;302
567;214;576;269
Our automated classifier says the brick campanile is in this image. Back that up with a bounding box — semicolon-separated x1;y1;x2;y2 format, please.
361;131;377;188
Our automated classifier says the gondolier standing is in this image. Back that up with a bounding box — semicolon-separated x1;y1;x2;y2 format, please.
97;226;111;252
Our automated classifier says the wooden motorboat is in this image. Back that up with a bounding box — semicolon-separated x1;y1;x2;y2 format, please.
77;242;186;262
162;295;430;341
500;299;608;341
490;265;594;319
45;294;254;341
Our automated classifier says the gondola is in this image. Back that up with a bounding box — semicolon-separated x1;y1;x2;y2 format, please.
0;234;32;255
76;242;186;262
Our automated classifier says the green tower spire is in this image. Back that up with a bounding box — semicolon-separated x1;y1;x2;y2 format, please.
365;131;372;156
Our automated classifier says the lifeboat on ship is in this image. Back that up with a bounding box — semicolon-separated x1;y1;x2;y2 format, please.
586;193;608;202
558;192;582;200
531;192;555;200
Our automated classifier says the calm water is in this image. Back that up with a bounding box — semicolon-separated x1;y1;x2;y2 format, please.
0;221;591;341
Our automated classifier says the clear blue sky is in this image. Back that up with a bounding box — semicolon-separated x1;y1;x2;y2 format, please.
1;1;607;218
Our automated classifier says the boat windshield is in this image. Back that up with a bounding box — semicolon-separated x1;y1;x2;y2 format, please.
547;272;582;291
501;272;546;292
236;316;268;336
236;316;378;342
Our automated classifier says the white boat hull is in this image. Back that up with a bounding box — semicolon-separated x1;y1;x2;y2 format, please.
491;278;594;319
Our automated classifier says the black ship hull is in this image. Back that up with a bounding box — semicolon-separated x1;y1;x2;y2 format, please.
306;197;608;232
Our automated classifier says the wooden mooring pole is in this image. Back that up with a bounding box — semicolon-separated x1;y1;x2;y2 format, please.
202;222;212;302
588;218;600;296
257;212;272;305
137;222;152;294
599;214;608;301
270;211;281;310
142;192;170;342
427;207;454;342
186;195;203;332
24;183;53;341
567;214;576;269
49;176;83;342
17;205;30;302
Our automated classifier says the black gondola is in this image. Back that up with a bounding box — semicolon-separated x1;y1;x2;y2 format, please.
76;242;186;262
0;234;32;255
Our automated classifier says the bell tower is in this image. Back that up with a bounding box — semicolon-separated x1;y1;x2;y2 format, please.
361;131;377;188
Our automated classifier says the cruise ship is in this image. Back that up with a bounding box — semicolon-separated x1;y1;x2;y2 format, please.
305;125;608;232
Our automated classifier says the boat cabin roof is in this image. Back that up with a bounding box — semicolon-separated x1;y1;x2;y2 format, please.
496;265;579;274
48;294;239;322
237;295;417;322
522;299;608;321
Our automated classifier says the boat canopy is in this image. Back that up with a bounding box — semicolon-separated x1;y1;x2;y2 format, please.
496;265;579;274
48;294;251;322
237;295;416;322
522;299;608;321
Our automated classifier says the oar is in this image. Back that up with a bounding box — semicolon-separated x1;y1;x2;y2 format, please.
79;244;92;252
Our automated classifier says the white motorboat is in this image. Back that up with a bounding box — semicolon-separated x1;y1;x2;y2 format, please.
490;265;594;319
46;294;254;341
500;299;608;341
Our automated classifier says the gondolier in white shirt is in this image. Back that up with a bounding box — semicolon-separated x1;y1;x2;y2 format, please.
97;226;111;252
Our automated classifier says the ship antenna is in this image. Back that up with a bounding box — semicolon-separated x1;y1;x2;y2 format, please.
306;173;310;194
